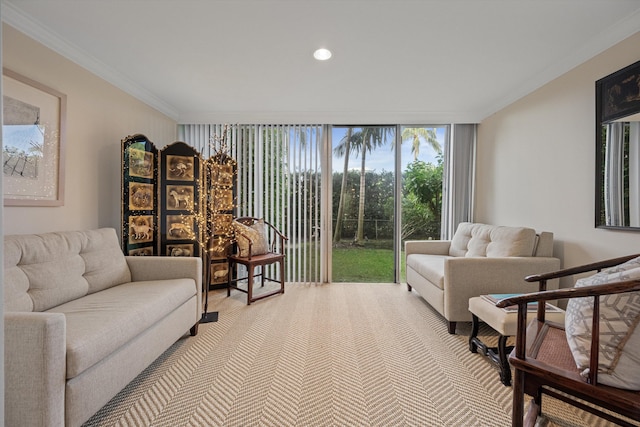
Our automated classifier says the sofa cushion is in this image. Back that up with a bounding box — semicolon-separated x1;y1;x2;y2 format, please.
565;255;640;390
449;222;536;258
50;278;196;379
81;229;132;294
4;228;131;312
406;254;447;290
5;232;89;312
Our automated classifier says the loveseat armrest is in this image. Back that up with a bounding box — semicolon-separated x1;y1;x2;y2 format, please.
126;256;202;289
443;256;561;322
5;312;66;427
405;240;451;256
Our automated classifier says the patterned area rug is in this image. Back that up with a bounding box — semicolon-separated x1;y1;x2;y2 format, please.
82;283;626;426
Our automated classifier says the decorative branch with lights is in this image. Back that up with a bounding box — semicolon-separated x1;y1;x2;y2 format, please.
178;124;237;258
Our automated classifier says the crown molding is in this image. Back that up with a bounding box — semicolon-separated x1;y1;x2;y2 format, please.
177;110;481;126
1;1;180;120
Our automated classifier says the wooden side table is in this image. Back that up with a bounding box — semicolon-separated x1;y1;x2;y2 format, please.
468;296;565;386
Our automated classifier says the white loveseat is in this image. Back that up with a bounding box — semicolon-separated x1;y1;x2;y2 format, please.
405;222;560;334
4;228;202;426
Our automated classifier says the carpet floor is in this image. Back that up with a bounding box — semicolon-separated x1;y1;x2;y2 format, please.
82;283;628;427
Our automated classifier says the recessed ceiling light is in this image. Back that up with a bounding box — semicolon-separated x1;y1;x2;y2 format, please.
313;48;332;61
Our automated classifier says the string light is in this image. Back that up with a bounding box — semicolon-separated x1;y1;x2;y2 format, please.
179;124;238;256
122;125;237;257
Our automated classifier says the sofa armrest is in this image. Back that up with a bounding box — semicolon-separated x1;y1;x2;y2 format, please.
405;240;451;256
5;312;66;427
126;256;202;290
443;256;561;321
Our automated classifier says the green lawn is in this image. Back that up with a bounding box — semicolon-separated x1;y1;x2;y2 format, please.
331;241;406;282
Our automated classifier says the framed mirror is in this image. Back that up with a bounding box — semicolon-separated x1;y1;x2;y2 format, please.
595;59;640;231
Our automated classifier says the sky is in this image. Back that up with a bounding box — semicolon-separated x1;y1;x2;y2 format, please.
3;125;45;154
331;126;446;173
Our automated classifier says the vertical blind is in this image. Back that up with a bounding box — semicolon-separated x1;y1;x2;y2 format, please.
178;124;324;284
441;123;476;239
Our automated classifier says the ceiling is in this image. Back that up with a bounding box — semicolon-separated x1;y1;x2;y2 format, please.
4;0;640;124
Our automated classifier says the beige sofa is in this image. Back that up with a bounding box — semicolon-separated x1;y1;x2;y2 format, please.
405;222;560;334
4;228;202;427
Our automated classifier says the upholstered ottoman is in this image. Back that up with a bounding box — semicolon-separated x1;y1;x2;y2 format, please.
468;296;565;386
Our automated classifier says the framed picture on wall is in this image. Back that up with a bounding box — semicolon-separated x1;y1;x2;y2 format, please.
2;68;67;206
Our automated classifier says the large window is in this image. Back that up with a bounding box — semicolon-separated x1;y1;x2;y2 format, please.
330;125;448;283
331;126;396;283
180;124;324;284
179;123;474;285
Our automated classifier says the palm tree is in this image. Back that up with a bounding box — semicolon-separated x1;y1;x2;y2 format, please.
333;127;353;243
353;126;393;244
401;127;441;160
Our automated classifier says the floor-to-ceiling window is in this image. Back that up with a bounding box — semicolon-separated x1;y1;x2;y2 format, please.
399;125;449;282
331;126;396;283
179;124;324;285
330;125;448;283
179;122;473;285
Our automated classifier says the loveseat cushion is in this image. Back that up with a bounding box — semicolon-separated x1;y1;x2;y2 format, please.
406;254;447;289
49;278;196;379
449;222;536;258
565;255;640;390
4;228;132;312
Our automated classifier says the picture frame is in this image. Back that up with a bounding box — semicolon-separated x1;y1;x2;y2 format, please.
166;155;195;181
598;59;640;123
166;215;195;240
128;215;154;244
167;243;194;257
166;185;194;211
128;182;154;210
128;147;154;179
210;261;229;285
3;68;66;206
128;246;154;256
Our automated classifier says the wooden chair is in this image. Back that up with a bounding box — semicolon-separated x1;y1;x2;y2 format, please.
227;217;288;305
496;254;640;427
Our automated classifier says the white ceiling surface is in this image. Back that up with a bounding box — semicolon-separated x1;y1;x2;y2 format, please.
3;0;640;124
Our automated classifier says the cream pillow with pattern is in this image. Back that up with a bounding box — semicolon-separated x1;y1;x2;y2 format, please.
565;255;640;390
233;219;269;257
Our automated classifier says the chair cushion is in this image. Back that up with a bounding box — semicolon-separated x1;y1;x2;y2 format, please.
565;255;640;390
233;219;269;257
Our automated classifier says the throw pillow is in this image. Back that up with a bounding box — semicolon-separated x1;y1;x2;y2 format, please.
564;255;640;390
232;219;269;257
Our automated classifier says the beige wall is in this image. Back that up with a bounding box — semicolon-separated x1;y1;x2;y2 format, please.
477;31;640;282
2;25;177;236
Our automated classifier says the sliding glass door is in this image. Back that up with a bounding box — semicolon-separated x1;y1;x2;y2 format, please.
180;123;462;285
331;126;396;282
330;125;448;283
399;126;448;281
